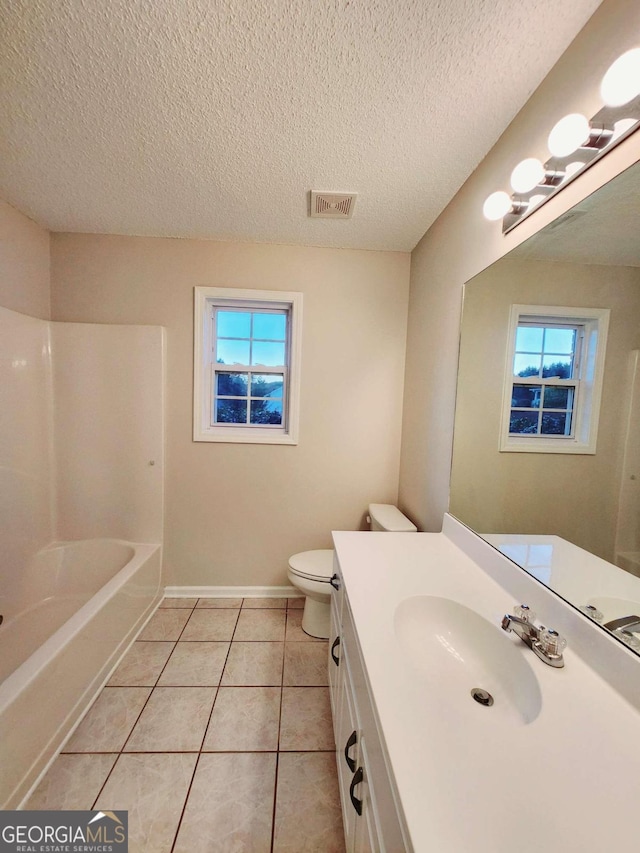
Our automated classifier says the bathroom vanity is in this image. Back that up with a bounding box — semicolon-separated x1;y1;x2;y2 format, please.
329;515;640;852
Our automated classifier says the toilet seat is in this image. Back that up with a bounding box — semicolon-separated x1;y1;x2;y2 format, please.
288;549;334;583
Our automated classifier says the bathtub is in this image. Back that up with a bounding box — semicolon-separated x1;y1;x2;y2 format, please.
0;539;162;808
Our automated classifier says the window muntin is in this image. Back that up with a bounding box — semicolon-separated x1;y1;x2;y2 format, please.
500;305;609;455
194;288;302;445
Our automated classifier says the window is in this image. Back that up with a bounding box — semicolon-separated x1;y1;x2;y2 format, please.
500;305;609;454
194;287;302;444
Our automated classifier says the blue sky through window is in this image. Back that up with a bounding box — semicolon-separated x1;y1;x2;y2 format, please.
218;311;251;338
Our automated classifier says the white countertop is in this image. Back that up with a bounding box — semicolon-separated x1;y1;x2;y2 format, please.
483;532;640;609
333;527;640;853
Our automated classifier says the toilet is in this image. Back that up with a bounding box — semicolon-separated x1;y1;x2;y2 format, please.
287;504;417;638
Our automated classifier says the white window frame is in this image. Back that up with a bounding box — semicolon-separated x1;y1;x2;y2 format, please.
194;287;303;445
500;304;609;454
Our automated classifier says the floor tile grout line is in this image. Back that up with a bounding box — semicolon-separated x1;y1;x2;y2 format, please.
137;637;319;642
104;598;198;761
168;751;203;853
270;751;280;853
68;748;336;756
196;619;239;751
169;604;243;852
90;755;119;811
90;659;174;798
277;640;286;748
113;682;286;688
99;596;212;848
270;638;287;852
149;639;179;685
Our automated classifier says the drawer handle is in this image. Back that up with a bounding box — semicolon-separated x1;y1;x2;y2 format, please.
330;573;340;590
349;766;363;815
330;636;341;666
344;730;357;772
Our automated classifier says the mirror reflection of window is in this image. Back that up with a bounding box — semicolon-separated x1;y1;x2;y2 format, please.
510;322;579;437
500;305;609;454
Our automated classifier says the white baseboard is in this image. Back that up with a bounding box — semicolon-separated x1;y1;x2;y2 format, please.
164;585;300;598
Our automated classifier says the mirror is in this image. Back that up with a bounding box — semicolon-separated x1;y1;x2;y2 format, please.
450;157;640;654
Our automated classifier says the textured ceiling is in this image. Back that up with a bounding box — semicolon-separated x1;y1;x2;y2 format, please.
0;0;603;251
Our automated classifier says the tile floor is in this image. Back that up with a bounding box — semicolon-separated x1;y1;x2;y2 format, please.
25;597;346;853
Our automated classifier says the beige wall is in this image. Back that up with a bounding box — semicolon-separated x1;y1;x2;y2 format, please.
0;201;50;319
449;258;640;561
399;0;640;531
51;235;410;586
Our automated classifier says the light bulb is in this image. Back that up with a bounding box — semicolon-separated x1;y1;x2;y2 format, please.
563;161;584;179
510;158;545;193
528;194;546;209
611;117;637;142
548;113;590;158
483;191;512;221
601;48;640;107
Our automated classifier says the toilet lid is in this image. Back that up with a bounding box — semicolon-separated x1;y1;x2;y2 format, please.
288;549;334;581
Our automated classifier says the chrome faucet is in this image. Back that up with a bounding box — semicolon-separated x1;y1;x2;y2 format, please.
603;614;640;633
501;610;536;640
501;604;566;668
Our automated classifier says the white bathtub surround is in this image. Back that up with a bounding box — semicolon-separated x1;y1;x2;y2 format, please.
0;308;165;594
0;308;55;606
332;517;640;851
615;350;640;571
0;541;162;808
0;308;165;808
51;323;165;543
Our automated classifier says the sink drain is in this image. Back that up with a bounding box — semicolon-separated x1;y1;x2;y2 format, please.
471;688;494;706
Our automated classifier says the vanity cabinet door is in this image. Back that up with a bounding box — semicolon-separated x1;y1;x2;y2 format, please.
353;737;383;853
329;557;344;730
338;679;384;853
336;646;360;851
341;597;409;852
329;597;342;734
330;552;345;623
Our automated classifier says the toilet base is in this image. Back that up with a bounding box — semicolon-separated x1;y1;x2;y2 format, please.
301;596;330;639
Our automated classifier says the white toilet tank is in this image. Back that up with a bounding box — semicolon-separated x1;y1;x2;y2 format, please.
368;503;417;532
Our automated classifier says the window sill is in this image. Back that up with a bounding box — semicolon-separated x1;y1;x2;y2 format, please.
500;437;596;454
194;427;298;446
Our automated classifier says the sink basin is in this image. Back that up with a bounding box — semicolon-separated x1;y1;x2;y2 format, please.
394;596;542;725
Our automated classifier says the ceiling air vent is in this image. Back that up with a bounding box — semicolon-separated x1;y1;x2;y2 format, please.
309;191;357;219
546;208;588;231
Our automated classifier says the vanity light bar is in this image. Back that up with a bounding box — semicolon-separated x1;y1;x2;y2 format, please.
484;48;640;233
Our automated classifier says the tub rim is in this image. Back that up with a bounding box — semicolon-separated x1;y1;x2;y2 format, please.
0;539;160;714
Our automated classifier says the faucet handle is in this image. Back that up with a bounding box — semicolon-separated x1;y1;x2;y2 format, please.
578;604;603;623
514;604;536;623
538;627;567;656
